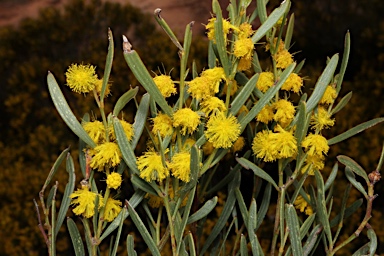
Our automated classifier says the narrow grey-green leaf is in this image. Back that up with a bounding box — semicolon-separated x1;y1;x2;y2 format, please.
252;0;290;43
111;207;126;256
330;199;363;227
336;31;350;93
249;199;263;256
236;157;278;190
230;73;259;116
306;54;339;114
55;153;75;237
187;196;217;224
131;175;158;196
303;224;322;256
81;219;93;255
286;205;304;256
126;234;137;256
67;218;85;256
367;229;377;256
256;182;272;230
177;186;196;253
113;117;139;175
100;28;114;101
240;235;248;256
344;167;368;198
235;188;249;229
324;163;338;192
100;190;145;241
330;91;352;115
132;93;150;148
122;38;172;116
47;72;96;148
328;118;384;146
294;100;309;146
126;201;160;256
352;243;369;256
113;87;139;116
208;41;216;69
337;155;369;183
257;0;267;24
285;13;294;48
42;148;69;190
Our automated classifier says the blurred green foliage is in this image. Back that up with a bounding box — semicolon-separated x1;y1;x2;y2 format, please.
0;0;383;254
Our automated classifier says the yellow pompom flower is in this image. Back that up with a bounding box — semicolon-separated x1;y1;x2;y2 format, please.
153;75;177;98
222;79;238;96
95;78;111;96
173;108;200;135
252;130;279;162
200;97;226;116
90;142;122;170
104;198;122;222
65;63;98;93
83;120;105;144
205;111;241;149
274;50;294;69
234;38;254;58
202;67;227;94
294;194;313;216
182;138;196;151
256;104;274;124
273;99;295;127
70;187;104;218
256;72;274;92
152;113;173;138
302;134;329;157
109;120;134;141
187;76;214;100
237;57;252;71
169;152;191;182
206;17;234;43
320;85;337;104
106;172;122;189
137;150;169;182
310;107;335;131
274;125;298;159
282;73;303;93
231;136;245;153
238;22;254;39
301;154;325;175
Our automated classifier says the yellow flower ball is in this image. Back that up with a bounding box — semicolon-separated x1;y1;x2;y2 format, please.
153;75;177;98
256;72;274;92
106;172;122;189
65;63;98;93
173;108;200;135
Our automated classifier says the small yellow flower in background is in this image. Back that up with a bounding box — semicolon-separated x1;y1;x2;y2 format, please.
145;193;163;208
238;22;254;39
265;38;285;53
104;198;122;222
203;141;215;155
83;120;105;144
256;104;274;123
237;57;252;71
273;99;295;127
234;38;254;58
90;142;122;170
205;111;241;149
152;113;173;138
310;107;335;131
274;125;298;159
252;130;278;162
137;150;169;182
256;72;274;92
70;187;104;218
65;63;98;93
106;172;122;189
206;17;235;43
231;136;245;153
187;76;214;100
294;194;313;216
95;78;111;96
302;134;329;157
169;152;191;182
109;120;134;141
320;85;337;104
153;75;177;98
274;50;294;69
182;138;196;151
222;79;238;96
282;73;303;93
202;67;227;94
200;97;226;116
173;108;200;135
301;154;325;175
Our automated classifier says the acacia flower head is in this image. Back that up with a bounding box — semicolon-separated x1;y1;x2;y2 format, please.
200;97;226;116
273;99;295;127
145;193;163;208
83;120;105;144
187;76;214;100
202;67;226;94
104;198;122;222
90;142;122;171
274;125;298;159
310;107;335;131
153;75;177;98
301;154;325;175
231;136;245;153
320;85;337;104
282;73;303;93
169;152;191;182
206;17;235;43
256;72;274;92
95;78;111;96
205;111;241;149
252;130;279;162
70;187;104;218
137;150;169;182
256;104;274;124
294;194;313;216
238;22;254;39
106;172;122;189
109;120;134;141
222;79;238;96
65;63;98;93
152;113;173;138
173;108;200;135
237;57;252;71
234;38;254;58
274;49;294;69
302;134;329;157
